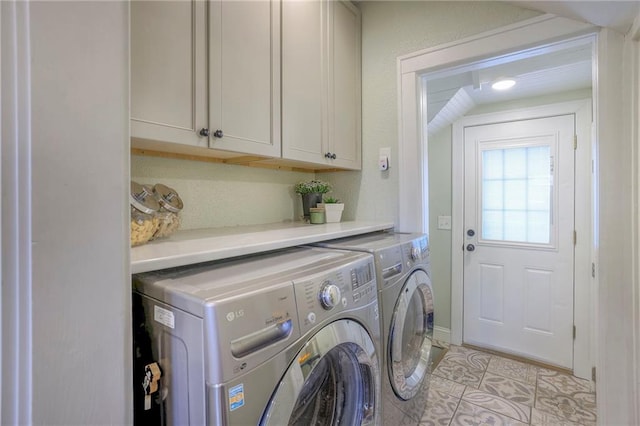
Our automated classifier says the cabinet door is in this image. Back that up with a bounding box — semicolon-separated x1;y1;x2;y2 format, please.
131;1;208;147
209;0;281;157
282;0;361;170
328;0;361;170
281;0;327;165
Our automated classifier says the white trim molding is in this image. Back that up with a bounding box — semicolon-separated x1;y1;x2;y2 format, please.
1;1;33;424
630;14;640;426
433;326;451;345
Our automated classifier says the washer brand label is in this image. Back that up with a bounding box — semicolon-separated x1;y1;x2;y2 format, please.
229;384;245;411
226;309;244;322
153;305;175;329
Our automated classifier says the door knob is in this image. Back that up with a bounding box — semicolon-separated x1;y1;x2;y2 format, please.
467;229;475;237
213;129;224;138
466;244;475;252
199;128;210;137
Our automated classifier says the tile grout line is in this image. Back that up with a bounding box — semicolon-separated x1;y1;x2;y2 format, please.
446;385;466;426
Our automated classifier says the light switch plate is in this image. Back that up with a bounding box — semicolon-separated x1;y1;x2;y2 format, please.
437;215;452;230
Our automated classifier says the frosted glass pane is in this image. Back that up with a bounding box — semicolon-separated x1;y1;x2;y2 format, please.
528;211;550;244
527;146;551;178
528;178;551;211
483;181;504;210
504;148;526;179
504;211;527;241
482;150;503;180
504;180;526;210
479;143;553;245
482;210;503;240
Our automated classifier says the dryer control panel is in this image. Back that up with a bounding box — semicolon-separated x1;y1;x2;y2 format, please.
294;258;377;335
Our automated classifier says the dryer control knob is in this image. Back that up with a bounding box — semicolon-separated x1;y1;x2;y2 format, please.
319;282;341;310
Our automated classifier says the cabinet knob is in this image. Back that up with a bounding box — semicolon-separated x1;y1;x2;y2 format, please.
199;128;210;137
325;152;337;160
213;129;224;138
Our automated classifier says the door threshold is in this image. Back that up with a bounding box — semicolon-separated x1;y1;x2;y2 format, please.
462;343;573;375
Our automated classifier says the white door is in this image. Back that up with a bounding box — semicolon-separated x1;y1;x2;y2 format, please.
463;114;575;369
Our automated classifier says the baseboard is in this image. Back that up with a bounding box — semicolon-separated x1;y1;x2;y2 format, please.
433;326;451;344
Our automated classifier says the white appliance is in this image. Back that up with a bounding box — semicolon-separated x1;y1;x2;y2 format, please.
132;247;381;425
313;231;435;423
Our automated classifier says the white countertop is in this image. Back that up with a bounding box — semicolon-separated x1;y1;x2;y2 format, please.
131;221;395;273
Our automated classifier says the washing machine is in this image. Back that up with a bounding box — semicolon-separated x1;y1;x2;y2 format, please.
132;246;381;425
313;231;434;424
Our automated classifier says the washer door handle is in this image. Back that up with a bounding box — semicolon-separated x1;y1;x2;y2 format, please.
230;319;293;358
382;263;403;279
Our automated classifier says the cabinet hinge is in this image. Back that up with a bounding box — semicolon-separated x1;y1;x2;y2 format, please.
592;366;597;382
592;262;596;278
573;325;576;340
574;135;577;150
573;230;577;245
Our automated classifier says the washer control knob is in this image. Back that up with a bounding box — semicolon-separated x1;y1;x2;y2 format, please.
319;282;341;310
410;246;421;261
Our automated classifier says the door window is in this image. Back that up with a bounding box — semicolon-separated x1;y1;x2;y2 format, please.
480;143;555;246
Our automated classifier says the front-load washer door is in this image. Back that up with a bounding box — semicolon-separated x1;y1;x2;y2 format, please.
389;269;434;401
260;320;380;426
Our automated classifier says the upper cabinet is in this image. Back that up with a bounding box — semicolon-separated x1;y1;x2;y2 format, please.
131;0;208;148
282;0;361;170
207;1;281;157
131;0;361;171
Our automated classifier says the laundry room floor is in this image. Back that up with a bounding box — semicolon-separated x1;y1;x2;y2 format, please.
419;344;597;426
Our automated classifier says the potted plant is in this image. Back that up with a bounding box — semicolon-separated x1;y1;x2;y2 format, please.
319;196;344;223
294;180;331;218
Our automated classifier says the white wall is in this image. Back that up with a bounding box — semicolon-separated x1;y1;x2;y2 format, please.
427;126;452;331
595;27;637;425
132;155;313;229
318;1;541;226
28;2;130;423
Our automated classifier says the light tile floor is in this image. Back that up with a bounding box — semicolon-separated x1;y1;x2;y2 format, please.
420;344;597;426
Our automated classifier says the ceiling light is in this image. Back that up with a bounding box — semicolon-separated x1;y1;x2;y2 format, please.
491;78;516;91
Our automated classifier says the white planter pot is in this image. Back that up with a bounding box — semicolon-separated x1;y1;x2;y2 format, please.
320;203;344;223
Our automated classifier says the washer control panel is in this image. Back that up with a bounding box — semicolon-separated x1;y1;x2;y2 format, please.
294;257;376;335
402;236;430;268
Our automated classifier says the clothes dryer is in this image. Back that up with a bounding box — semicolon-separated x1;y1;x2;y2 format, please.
132;247;381;425
313;231;434;423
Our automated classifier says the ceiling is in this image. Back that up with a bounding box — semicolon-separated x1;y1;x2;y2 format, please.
425;1;639;135
426;41;592;135
508;1;640;34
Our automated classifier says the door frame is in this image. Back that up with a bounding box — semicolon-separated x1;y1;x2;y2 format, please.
453;100;593;377
396;14;598;380
397;11;638;424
